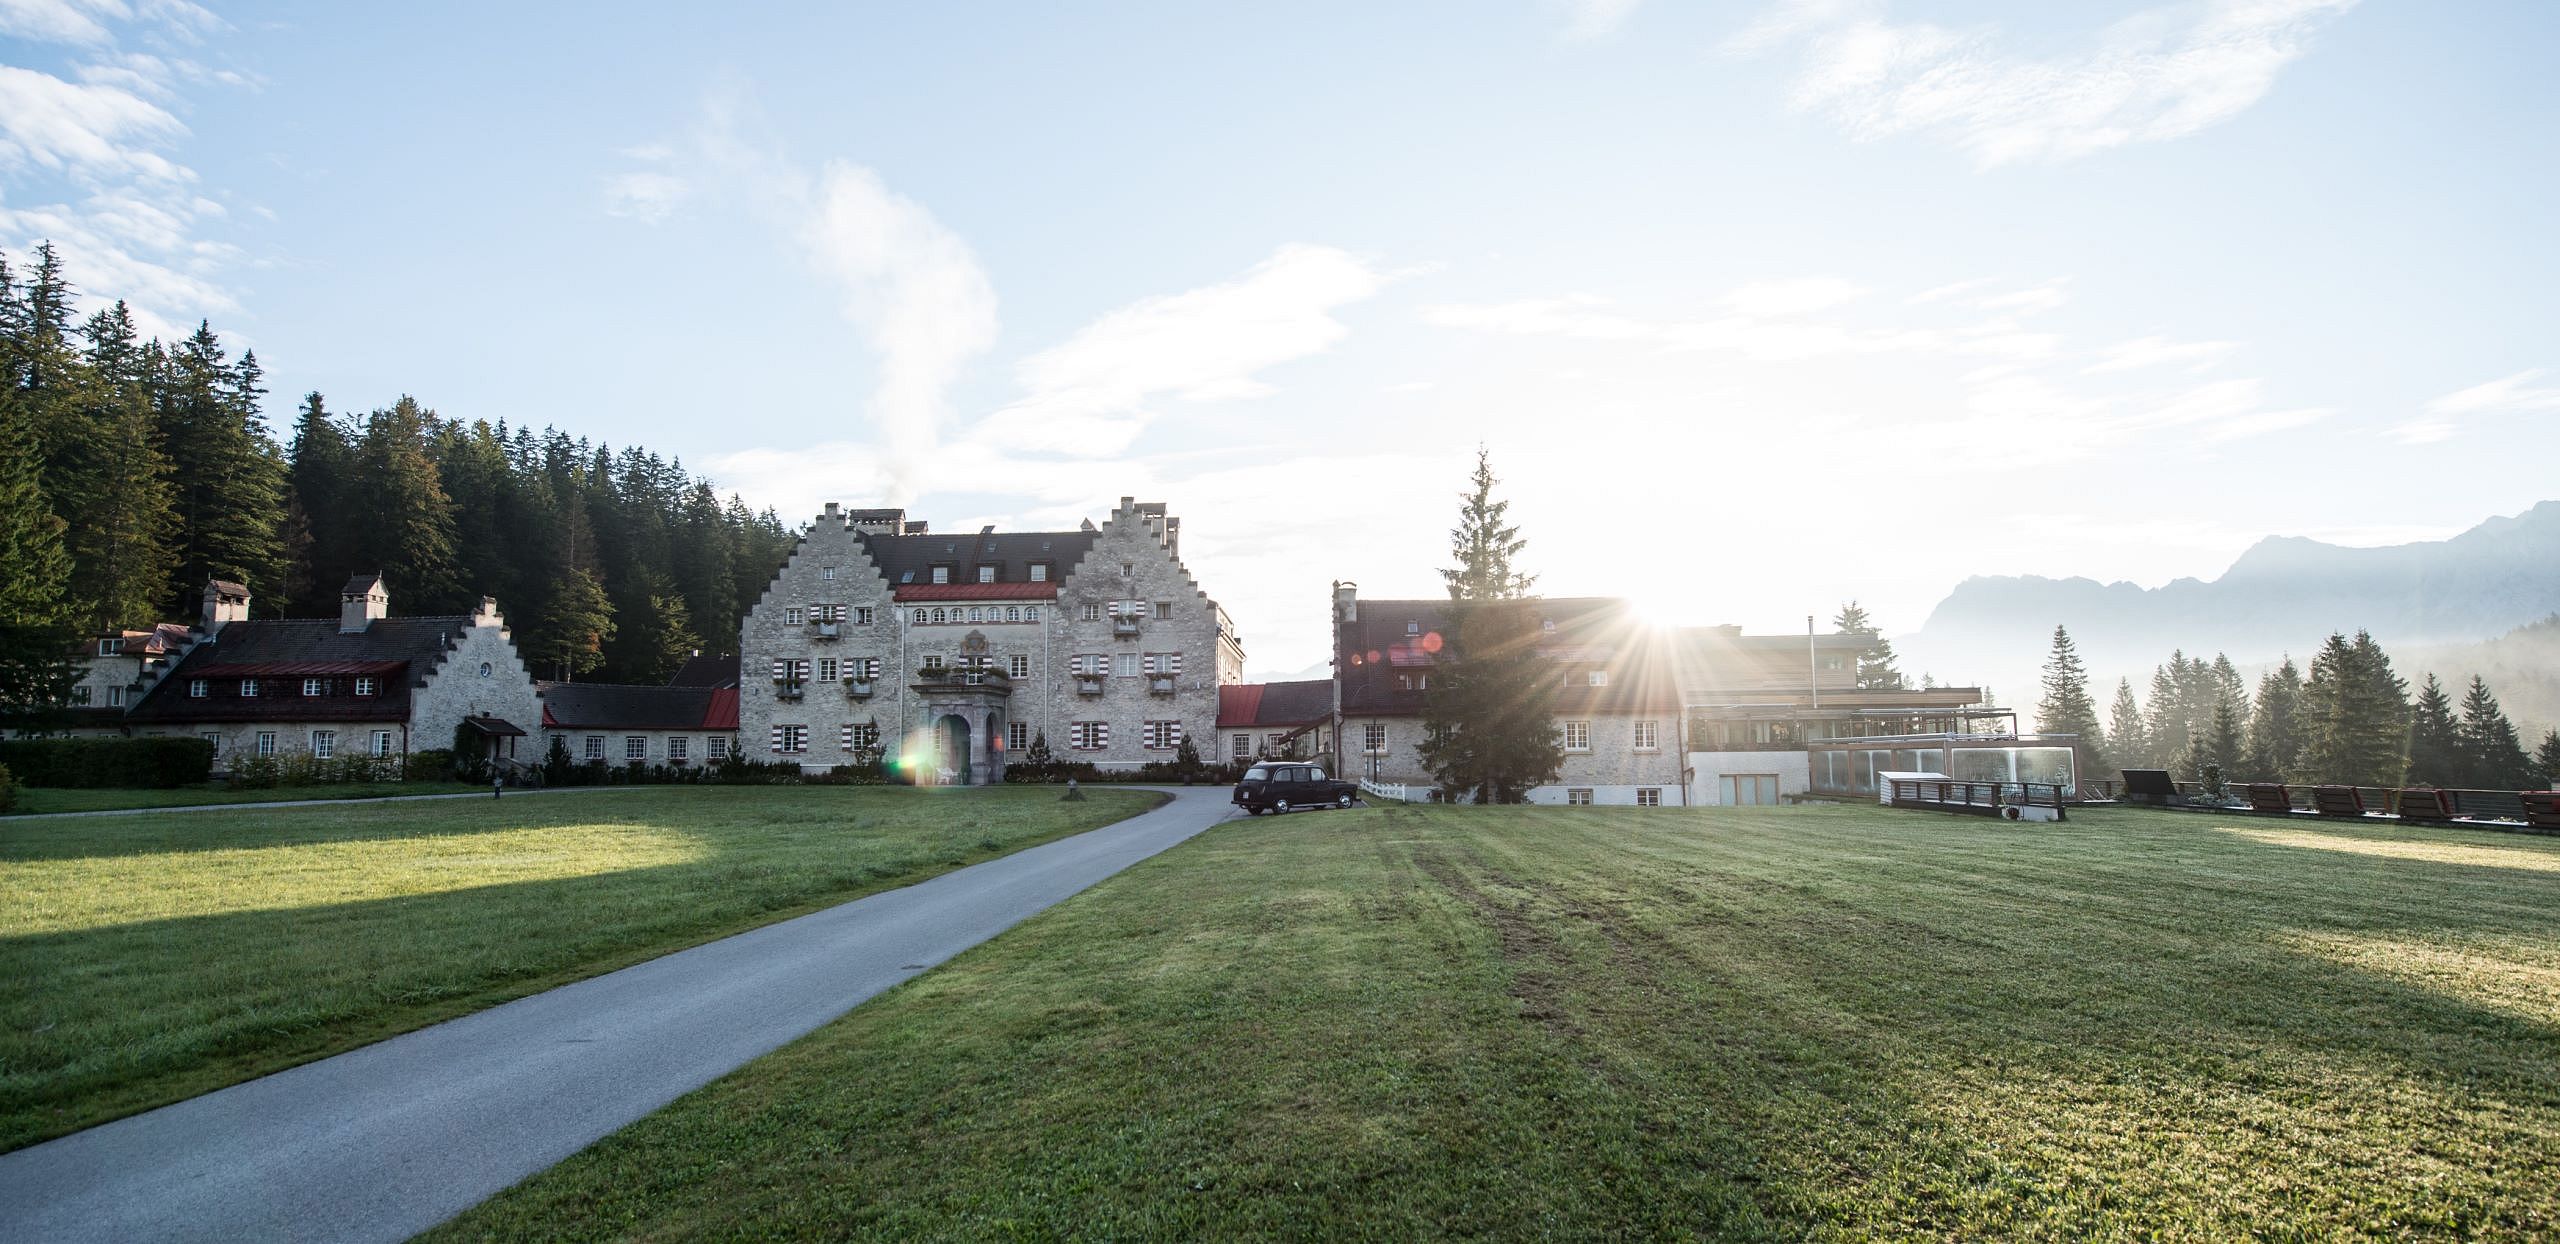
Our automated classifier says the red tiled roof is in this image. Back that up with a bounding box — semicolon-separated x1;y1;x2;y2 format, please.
891;583;1060;602
1218;680;1332;728
704;687;738;730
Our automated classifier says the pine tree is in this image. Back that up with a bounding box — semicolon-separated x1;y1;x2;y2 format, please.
2245;658;2304;782
1832;600;1907;690
2199;695;2245;792
55;302;178;629
2145;654;2192;772
1418;449;1559;803
2300;631;2408;787
157;323;286;609
2106;678;2149;772
526;567;615;681
2536;730;2560;784
2035;625;2105;774
2455;676;2536;790
2403;674;2464;786
348;397;462;610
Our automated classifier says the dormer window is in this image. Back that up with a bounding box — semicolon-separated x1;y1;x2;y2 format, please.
240;678;259;697
304;678;325;697
977;565;996;583
1588;671;1608;687
1029;564;1048;582
1405;621;1420;636
355;677;376;696
98;638;123;655
931;565;951;584
189;679;208;698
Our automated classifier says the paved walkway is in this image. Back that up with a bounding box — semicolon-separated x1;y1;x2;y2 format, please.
0;785;1239;1244
5;784;644;821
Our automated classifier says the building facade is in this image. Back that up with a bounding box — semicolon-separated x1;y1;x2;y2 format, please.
539;680;741;770
738;497;1245;779
126;576;543;770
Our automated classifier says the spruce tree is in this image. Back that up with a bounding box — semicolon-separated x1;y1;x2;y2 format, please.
2245;658;2304;782
157;323;286;610
349;397;462;610
2199;696;2245;792
2106;678;2149;771
57;302;178;629
1832;600;1907;690
2300;631;2408;787
1418;448;1559;803
2035;624;2105;774
285;393;355;614
2536;730;2560;784
2145;654;2192;771
526;567;615;681
2403;674;2463;786
2455;676;2535;790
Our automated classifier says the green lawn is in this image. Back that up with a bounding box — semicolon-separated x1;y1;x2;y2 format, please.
438;804;2560;1241
7;781;489;815
0;784;1162;1150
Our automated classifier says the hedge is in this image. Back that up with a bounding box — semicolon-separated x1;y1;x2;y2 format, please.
0;737;215;788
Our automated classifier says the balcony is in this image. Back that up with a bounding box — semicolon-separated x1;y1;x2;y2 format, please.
810;621;840;641
1148;675;1178;696
1075;674;1106;696
775;682;805;702
918;665;1011;688
844;678;874;699
1112;616;1142;637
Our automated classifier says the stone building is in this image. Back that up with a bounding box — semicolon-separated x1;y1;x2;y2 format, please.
52;619;198;736
126;575;543;771
538;680;741;770
738;497;1244;780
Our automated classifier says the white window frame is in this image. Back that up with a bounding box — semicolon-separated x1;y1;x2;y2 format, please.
1009;654;1030;678
708;736;729;761
1008;720;1030;751
668;736;690;762
1633;721;1658;751
241;678;259;698
1563;721;1592;752
1567;788;1593;806
256;731;277;756
304;678;324;697
311;730;336;760
1588;671;1608;687
816;657;839;683
854;606;873;626
978;565;996;583
1233;733;1252;761
107;686;127;707
1144;720;1183;751
189;679;208;698
1364;722;1387;754
1029;564;1048;582
371;730;395;758
1636;788;1662;807
784;607;805;626
1070;721;1108;751
822;566;836;581
585;735;604;760
626;736;648;762
355;677;375;696
931;566;950;584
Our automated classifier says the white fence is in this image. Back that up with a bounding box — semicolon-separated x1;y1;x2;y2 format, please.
1359;777;1412;804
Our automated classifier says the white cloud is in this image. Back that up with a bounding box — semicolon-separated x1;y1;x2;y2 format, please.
968;244;1389;456
631;92;1000;501
1725;275;1865;316
1422;279;1941;362
1732;0;2358;167
2085;334;2237;374
0;8;245;333
1559;0;1643;39
2393;368;2560;444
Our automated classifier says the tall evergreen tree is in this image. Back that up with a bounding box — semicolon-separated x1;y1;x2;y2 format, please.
2199;695;2245;789
525;567;616;681
285;392;355;615
347;397;462;610
2455;676;2536;790
2403;674;2463;787
2536;730;2560;784
1418;449;1559;803
2106;678;2149;771
2245;658;2305;782
156;323;286;609
2145;653;2193;773
1832;600;1907;690
56;302;178;629
2035;624;2105;773
2299;631;2408;787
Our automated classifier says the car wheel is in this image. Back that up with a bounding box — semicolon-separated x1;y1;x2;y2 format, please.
1274;799;1292;814
1336;792;1354;809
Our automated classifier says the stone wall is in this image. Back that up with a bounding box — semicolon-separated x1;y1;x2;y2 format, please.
1342;709;1684;802
409;611;543;762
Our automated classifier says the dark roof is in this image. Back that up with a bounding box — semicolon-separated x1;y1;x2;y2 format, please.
1337;597;1681;718
855;529;1098;589
206;579;248;598
540;683;737;731
129;616;477;723
893;583;1058;602
1217;680;1333;729
342;573;384;594
668;652;741;688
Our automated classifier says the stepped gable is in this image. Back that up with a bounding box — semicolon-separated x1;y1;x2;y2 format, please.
128;615;473;723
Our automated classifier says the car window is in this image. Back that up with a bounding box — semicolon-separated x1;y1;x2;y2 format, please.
1282;767;1305;782
1309;767;1327;781
1242;766;1268;782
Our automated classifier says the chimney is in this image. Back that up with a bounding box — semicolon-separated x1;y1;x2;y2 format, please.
340;573;388;634
472;596;502;628
1333;580;1358;625
824;501;841;521
200;579;250;635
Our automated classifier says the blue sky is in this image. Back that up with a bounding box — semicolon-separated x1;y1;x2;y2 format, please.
5;0;2555;679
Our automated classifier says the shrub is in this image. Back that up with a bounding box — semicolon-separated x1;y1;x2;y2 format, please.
0;761;14;814
404;749;456;783
0;737;215;788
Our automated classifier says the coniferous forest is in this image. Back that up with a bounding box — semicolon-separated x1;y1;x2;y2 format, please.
0;244;793;698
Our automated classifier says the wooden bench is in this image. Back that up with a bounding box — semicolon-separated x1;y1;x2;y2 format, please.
2310;785;2365;817
2244;782;2292;814
2395;788;2454;821
2523;791;2560;831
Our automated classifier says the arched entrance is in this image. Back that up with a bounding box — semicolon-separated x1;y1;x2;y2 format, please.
937;713;972;785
